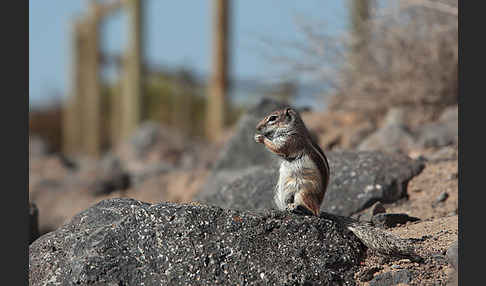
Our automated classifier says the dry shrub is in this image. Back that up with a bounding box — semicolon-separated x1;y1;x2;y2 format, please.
330;0;458;125
264;0;458;127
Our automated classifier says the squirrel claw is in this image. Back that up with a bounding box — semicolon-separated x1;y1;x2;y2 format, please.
254;134;264;143
287;203;315;216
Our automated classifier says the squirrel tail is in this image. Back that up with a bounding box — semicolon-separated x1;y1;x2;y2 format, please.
319;212;423;263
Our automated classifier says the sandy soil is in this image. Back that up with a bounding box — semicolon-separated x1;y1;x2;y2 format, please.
355;152;459;285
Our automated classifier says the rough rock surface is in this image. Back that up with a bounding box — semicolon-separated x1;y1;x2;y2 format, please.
322;151;424;216
29;198;366;285
198;150;424;217
371;213;421;229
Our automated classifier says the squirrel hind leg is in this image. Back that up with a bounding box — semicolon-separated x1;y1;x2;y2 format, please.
292;192;320;216
290;204;315;216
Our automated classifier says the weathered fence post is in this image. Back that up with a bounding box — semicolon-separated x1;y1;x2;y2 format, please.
206;0;230;142
119;0;144;142
63;19;84;156
81;2;102;157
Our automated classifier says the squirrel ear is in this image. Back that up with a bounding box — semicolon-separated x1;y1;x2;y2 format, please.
285;107;295;121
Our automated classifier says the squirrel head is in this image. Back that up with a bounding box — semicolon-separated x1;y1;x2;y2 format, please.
256;107;303;140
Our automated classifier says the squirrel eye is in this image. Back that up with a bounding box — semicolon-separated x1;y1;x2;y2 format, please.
268;115;278;122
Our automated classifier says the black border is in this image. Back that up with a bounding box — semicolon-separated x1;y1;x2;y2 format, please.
4;0;28;283
458;0;471;285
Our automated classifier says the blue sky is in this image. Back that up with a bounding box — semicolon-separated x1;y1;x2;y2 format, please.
29;0;348;107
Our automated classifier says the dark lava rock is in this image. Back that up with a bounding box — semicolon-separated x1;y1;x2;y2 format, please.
90;155;131;196
29;198;366;285
200;166;279;211
352;202;386;222
322;151;423;216
29;203;40;244
446;240;458;270
371;213;421;228
369;269;413;286
200;98;289;199
370;202;386;216
90;171;131;196
212;97;290;171
198;150;424;217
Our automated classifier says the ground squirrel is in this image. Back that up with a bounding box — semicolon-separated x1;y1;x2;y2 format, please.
254;107;330;216
254;107;422;262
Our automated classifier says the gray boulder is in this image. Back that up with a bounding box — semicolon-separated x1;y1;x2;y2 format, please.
322;151;423;216
358;108;417;153
198;151;424;217
29;198;366;285
415;105;458;148
200;98;289;199
130;121;162;157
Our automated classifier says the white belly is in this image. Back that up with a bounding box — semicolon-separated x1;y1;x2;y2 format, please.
274;155;317;210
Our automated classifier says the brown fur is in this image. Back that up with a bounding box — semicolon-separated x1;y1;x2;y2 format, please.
255;107;330;216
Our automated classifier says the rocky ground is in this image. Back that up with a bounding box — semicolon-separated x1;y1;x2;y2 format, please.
29;98;458;285
353;152;458;285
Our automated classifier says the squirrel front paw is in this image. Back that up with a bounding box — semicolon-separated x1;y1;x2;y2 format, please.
286;203;315;216
285;203;298;212
254;134;265;143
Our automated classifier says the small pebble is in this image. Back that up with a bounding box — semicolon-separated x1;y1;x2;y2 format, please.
371;202;386;215
432;192;449;207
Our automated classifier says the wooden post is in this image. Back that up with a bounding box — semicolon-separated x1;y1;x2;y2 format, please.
63;19;84;156
110;59;123;148
349;0;371;68
63;0;127;156
119;0;143;141
81;3;102;157
172;70;193;135
206;0;230;141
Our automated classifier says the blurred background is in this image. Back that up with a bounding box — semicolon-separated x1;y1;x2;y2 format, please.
29;0;457;241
